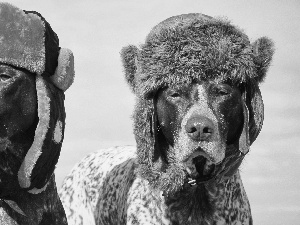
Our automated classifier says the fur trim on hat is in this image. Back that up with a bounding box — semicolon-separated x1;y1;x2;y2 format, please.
50;48;75;91
252;37;275;83
120;45;138;93
122;14;274;97
18;76;51;188
18;76;66;190
0;3;45;75
0;2;75;91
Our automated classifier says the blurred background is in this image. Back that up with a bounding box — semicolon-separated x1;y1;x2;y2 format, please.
8;0;300;224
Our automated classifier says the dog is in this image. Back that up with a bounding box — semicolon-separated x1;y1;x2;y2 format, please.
0;3;74;224
60;13;274;224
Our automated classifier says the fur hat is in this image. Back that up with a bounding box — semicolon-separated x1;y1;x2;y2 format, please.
0;3;74;192
121;14;274;186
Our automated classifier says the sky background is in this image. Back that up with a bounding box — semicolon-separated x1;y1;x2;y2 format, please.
7;0;300;224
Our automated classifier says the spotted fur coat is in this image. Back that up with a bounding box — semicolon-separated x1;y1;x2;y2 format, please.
59;146;252;225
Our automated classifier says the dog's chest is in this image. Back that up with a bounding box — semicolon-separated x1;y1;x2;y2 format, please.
163;175;252;225
61;146;252;225
213;174;252;225
126;174;251;225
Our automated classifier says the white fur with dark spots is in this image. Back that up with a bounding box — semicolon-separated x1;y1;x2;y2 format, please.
59;146;252;224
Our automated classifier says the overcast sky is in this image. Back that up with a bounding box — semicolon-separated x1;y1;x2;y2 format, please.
7;0;300;224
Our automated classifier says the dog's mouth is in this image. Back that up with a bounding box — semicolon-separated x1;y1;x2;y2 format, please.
184;153;217;186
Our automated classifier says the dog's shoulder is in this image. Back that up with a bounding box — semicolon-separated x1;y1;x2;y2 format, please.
95;167;171;224
59;146;137;225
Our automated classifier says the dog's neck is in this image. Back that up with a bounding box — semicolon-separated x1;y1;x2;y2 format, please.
163;173;218;223
0;175;67;225
163;171;250;224
156;142;247;224
0;124;36;198
0;127;67;224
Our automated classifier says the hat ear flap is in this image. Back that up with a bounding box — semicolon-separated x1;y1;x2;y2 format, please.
50;48;75;92
134;98;161;182
252;37;275;83
120;45;139;92
245;81;264;145
18;76;65;192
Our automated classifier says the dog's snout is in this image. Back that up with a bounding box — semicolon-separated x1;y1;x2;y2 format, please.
185;116;214;141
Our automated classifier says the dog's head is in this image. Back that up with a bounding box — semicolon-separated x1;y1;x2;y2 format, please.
0;3;74;197
121;14;274;196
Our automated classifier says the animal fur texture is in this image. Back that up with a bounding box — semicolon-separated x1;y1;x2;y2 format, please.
60;13;274;224
60;146;252;224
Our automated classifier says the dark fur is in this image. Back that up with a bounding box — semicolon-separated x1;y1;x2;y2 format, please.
0;64;67;225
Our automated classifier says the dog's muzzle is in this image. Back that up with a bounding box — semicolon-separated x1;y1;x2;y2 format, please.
185;116;214;142
183;150;217;185
183;116;218;184
180;113;226;185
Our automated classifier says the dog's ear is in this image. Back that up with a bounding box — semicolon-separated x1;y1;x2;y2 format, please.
120;45;139;93
18;76;66;192
151;98;165;162
244;81;264;145
238;100;250;155
251;37;275;83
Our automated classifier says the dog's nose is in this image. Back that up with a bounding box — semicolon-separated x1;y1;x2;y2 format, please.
185;116;214;141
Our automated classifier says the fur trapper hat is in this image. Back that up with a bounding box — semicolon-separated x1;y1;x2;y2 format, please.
121;14;274;186
0;3;74;192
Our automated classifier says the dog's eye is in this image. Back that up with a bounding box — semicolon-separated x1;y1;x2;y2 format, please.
0;74;12;82
167;90;182;99
169;92;180;97
213;85;233;96
217;89;229;95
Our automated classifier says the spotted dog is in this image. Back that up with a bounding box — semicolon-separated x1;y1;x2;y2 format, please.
60;13;274;224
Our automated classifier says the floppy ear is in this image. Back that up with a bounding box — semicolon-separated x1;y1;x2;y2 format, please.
238;100;250;155
245;81;264;145
252;37;275;83
120;45;139;92
225;89;257;176
150;98;164;162
18;75;66;191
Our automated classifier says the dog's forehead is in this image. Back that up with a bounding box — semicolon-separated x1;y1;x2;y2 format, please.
0;63;34;77
196;84;207;100
0;63;17;73
168;78;233;88
166;81;218;95
159;80;240;102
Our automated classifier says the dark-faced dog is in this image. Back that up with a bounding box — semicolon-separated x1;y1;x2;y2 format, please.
60;14;274;224
0;3;74;224
0;64;67;225
0;64;37;192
